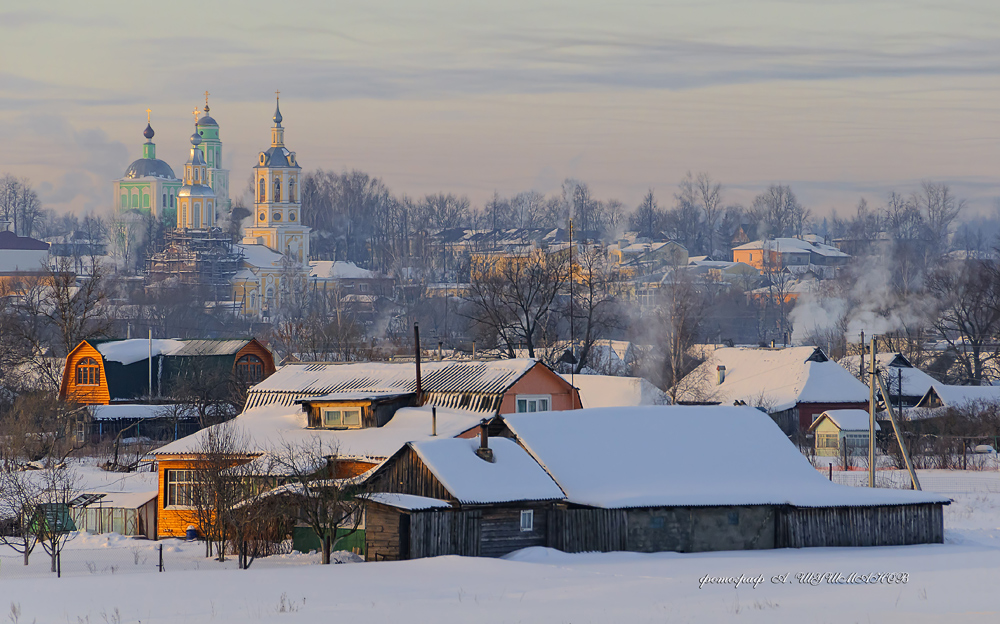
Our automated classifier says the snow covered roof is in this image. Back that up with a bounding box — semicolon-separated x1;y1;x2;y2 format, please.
152;403;485;462
839;353;940;398
309;260;384;280
363;493;453;511
94;338;257;366
916;384;1000;409
733;238;848;257
245;359;540;411
677;346;870;412
78;491;157;509
408;437;565;504
560;374;668;408
501;406;947;509
810;409;880;432
88;404;191;421
97;339;184;365
237;243;285;269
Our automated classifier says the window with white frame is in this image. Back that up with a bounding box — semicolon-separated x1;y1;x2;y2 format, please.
165;469;198;507
323;408;362;428
520;509;534;532
516;395;551;413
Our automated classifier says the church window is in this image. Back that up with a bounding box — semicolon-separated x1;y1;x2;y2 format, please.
132;193;138;208
289;178;296;202
259;212;266;222
274;178;281;203
259;178;266;202
75;357;100;386
236;354;265;384
121;194;127;209
250;292;257;309
273;212;282;221
143;194;149;208
193;203;201;226
289;211;296;221
162;193;166;207
265;287;274;301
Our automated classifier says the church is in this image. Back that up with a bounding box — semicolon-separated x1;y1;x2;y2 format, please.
115;94;310;316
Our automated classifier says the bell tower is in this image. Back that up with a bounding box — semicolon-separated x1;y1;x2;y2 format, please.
243;93;310;262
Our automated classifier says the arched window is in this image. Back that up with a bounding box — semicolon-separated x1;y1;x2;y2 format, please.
288;178;296;202
162;193;166;207
236;354;265;384
274;178;281;203
193;203;201;227
76;357;100;386
259;177;266;202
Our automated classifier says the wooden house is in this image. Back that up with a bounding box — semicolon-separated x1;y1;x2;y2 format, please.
60;338;275;405
151;398;508;539
364;425;565;560
493;406;948;552
676;346;870;434
243;358;581;414
807;410;880;457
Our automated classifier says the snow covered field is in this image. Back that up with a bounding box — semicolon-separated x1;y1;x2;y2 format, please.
2;476;999;623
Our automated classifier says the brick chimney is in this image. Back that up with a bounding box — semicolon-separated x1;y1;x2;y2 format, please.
476;418;494;462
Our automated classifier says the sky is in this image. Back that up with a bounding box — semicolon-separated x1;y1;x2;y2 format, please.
3;0;1000;219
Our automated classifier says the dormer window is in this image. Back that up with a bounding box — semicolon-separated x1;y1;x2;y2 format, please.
75;357;100;386
323;409;361;428
260;154;265;165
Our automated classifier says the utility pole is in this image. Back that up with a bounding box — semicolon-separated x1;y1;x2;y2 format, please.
868;335;877;488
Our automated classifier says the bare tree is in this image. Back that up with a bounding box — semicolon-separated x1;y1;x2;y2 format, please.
0;469;40;565
33;466;81;572
696;173;723;256
654;270;708;402
463;249;567;358
268;437;368;565
568;245;624;373
42;256;114;356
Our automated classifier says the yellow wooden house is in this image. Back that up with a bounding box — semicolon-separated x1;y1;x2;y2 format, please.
808;409;880;457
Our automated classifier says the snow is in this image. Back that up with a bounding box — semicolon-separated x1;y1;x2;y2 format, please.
840;352;940;398
409;437;565;504
815;409;880;432
3;486;1000;623
236;243;285;269
83;490;157;508
924;383;1000;408
153;404;485;461
679;346;870;411
96;339;184;365
89;404;185;421
733;237;848;258
363;493;453;510
501;406;947;509
309;260;380;280
560;373;669;408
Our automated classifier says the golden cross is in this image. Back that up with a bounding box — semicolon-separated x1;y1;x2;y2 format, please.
275;89;280;100
192;108;199;123
204;90;210;106
146;108;151;123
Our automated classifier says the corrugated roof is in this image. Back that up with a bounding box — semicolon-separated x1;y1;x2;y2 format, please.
172;339;251;357
245;360;538;411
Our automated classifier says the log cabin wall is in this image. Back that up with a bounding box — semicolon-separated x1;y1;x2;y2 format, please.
479;505;549;557
365;502;406;561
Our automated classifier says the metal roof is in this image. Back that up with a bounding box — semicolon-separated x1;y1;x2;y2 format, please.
244;360;539;411
172;339;252;357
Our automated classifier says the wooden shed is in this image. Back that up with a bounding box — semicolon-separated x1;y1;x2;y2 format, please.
807;409;880;457
364;430;565;560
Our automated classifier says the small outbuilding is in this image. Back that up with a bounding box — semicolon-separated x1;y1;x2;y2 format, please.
808;409;880;457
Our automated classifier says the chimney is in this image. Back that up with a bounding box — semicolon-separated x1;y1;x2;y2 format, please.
717;365;726;385
472;341;477;359
476;418;494;462
431;406;437;436
414;323;422;402
770;339;775;349
438;341;443;361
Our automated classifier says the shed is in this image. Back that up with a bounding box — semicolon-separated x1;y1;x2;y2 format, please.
75;403;201;444
365;434;565;560
807;410;880;457
496;406;948;553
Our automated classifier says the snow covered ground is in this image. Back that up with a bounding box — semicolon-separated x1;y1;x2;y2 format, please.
2;472;998;622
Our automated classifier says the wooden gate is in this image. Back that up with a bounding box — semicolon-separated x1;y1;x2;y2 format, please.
548;508;627;553
409;509;482;558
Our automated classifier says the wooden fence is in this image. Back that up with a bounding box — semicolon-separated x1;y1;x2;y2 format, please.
775;504;944;548
409;510;482;558
547;508;628;553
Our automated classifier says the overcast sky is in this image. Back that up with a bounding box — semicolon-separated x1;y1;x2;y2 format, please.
3;0;1000;218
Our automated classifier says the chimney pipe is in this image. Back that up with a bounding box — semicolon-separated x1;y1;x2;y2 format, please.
770;339;775;349
476;418;494;462
414;323;422;401
432;406;437;436
472;341;477;359
438;341;443;361
717;365;726;385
